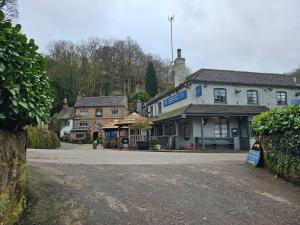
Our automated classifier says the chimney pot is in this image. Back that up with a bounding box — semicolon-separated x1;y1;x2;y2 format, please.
63;98;68;109
177;49;181;58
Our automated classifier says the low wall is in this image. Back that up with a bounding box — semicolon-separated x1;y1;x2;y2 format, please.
0;130;26;225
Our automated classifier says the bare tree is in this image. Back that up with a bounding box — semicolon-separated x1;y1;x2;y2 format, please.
0;0;18;20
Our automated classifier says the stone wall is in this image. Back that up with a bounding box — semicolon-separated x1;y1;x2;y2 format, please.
0;130;26;225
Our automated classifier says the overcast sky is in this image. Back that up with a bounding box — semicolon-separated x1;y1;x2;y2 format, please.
18;0;300;73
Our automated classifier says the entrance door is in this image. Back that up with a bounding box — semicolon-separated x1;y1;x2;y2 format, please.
239;117;250;150
93;132;98;141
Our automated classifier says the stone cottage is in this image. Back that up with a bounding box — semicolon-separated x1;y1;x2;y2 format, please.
70;95;128;142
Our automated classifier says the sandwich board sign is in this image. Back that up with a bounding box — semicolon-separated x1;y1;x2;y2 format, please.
246;150;261;167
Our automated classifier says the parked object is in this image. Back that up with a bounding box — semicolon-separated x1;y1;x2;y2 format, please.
93;141;98;149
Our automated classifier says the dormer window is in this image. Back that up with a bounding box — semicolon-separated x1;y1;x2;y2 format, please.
95;108;103;117
214;88;227;103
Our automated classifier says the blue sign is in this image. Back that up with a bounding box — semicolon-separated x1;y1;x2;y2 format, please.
163;90;187;107
291;98;300;105
246;149;261;167
196;85;202;97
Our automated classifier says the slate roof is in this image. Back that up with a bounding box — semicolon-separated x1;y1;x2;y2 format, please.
147;68;299;105
74;96;126;107
57;107;75;120
150;104;269;122
188;69;298;88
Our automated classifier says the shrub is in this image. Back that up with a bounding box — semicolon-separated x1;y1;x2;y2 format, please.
252;105;300;184
26;126;60;149
0;10;53;131
150;137;160;150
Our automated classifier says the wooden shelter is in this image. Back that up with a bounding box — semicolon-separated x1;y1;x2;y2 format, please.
115;112;152;148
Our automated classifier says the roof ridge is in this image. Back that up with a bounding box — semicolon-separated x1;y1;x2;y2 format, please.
200;68;285;76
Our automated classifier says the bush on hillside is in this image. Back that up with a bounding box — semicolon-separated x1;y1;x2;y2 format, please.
252;105;300;184
26;126;60;149
0;10;53;131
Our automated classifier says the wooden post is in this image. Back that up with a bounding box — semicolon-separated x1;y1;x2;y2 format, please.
201;117;205;150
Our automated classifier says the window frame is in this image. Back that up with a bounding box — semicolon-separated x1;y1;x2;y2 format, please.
95;107;103;117
158;102;162;114
276;91;287;105
80;108;88;117
247;90;259;104
76;132;85;139
214;118;229;138
183;123;191;140
79;121;88;128
111;108;119;115
213;88;227;103
149;106;153;117
196;85;202;97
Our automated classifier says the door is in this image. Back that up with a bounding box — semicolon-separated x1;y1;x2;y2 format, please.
239;117;250;150
93;132;98;141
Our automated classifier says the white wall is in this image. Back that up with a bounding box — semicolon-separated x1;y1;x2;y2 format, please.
148;83;300;116
60;119;73;137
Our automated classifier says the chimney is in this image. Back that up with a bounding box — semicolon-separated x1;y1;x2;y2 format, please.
173;48;186;87
77;90;81;100
63;98;68;109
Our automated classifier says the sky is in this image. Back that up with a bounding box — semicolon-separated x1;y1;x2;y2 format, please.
18;0;300;73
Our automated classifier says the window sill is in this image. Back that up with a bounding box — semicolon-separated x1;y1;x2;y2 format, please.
214;102;227;104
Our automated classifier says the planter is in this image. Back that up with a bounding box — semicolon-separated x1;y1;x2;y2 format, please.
137;141;150;150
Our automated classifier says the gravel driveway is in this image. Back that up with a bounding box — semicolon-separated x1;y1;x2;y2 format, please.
17;144;300;225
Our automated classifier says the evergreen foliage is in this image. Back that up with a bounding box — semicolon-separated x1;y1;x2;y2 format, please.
145;62;158;97
26;126;60;149
0;10;53;131
252;105;300;183
129;91;151;112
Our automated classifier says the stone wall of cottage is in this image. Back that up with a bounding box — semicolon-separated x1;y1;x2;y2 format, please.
0;130;26;225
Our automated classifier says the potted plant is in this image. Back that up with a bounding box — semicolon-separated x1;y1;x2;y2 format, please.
150;137;160;151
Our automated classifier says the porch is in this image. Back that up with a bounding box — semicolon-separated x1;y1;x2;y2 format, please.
150;104;268;151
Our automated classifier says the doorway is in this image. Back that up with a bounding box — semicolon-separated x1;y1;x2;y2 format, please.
239;117;250;150
93;132;98;141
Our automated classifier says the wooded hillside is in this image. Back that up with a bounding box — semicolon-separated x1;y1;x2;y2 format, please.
46;37;173;113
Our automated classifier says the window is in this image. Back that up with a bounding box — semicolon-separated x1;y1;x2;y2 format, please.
149;106;153;117
247;90;258;104
183;123;191;140
80;108;88;117
79;121;88;128
214;88;227;103
196;85;202;97
214;118;228;138
158;102;162;114
76;132;85;139
95;108;103;117
111;109;119;115
276;91;287;105
63;120;70;127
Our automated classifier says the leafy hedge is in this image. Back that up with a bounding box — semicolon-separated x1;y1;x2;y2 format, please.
0;10;53;131
26;126;60;149
252;105;300;184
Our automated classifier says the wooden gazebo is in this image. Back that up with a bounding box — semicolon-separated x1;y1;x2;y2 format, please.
115;112;152;148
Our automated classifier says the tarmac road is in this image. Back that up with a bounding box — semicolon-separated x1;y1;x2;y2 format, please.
17;145;300;225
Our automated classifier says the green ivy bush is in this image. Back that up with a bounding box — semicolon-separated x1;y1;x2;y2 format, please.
26;126;60;149
0;10;53;131
252;105;300;184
